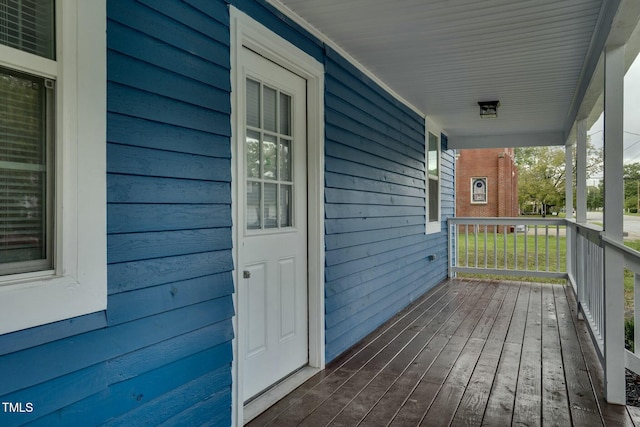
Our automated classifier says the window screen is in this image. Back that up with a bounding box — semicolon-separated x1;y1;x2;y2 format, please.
0;65;53;274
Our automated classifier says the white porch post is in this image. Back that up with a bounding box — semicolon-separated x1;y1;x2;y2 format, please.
603;43;626;405
565;144;574;220
576;119;588;223
565;143;575;286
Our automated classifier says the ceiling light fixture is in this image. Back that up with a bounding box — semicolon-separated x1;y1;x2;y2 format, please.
478;100;500;118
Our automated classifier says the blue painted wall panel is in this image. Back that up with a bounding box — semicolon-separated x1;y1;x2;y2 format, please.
0;1;235;425
0;0;455;425
324;48;454;361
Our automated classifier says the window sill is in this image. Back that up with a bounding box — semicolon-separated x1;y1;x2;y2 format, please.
0;272;106;335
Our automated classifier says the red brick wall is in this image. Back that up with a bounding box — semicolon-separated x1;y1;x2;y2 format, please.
456;148;518;218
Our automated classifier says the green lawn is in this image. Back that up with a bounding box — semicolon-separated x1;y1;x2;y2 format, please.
456;231;566;283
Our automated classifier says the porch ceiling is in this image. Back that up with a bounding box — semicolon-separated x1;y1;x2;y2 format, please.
270;0;640;148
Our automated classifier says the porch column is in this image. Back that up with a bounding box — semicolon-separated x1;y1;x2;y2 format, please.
603;43;625;405
565;144;574;220
576;119;588;223
565;142;575;288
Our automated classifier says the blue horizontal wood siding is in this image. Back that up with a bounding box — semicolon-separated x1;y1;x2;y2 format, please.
0;1;455;425
0;1;234;425
324;47;454;361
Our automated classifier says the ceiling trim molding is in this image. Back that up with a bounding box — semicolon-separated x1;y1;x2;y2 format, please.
449;132;565;150
265;0;426;118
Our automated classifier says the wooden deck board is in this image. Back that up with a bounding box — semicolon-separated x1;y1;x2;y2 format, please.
512;283;542;426
452;284;520;426
247;278;639;427
541;284;572;427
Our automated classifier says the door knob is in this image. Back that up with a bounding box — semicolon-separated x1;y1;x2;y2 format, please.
243;270;251;279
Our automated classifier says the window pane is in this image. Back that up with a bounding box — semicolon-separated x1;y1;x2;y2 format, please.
279;138;291;181
280;184;292;227
264;183;277;229
0;66;51;271
472;178;487;203
429;178;438;222
246;130;260;179
246;79;260;128
280;93;291;136
263;85;277;132
246;181;261;230
262;134;277;180
0;0;55;59
428;132;439;176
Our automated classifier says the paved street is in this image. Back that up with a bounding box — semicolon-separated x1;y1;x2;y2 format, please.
586;211;640;239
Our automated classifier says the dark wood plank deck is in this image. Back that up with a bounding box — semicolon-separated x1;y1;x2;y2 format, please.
248;278;639;426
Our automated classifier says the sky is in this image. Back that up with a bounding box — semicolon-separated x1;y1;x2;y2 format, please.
588;54;640;174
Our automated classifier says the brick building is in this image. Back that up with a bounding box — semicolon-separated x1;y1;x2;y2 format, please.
456;148;519;218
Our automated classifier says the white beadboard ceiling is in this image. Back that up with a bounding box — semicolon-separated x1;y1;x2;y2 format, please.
271;0;640;147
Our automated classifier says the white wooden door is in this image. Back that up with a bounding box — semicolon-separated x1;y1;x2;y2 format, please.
238;48;308;401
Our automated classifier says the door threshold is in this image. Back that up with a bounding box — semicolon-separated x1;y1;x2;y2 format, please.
243;366;320;424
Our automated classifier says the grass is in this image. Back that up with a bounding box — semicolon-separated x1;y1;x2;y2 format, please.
456;230;566;284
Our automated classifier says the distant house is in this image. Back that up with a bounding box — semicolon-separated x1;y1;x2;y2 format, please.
455;148;519;218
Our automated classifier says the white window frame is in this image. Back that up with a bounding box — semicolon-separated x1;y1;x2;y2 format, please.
0;0;106;335
471;177;488;204
425;117;442;234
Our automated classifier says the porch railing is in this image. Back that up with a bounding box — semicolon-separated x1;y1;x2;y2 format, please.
447;217;567;279
600;234;640;380
448;216;640;404
567;221;605;353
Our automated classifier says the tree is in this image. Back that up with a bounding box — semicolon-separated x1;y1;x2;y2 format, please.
515;143;602;214
587;185;603;210
624;162;640;212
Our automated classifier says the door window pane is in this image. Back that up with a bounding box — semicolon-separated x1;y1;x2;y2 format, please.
0;66;51;272
246;130;260;178
247;181;261;229
262;134;277;180
280;184;292;227
279;138;291;182
263;85;277;132
280;93;291;136
246;79;260;128
264;183;277;229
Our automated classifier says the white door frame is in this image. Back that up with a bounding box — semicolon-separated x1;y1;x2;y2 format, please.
229;7;325;426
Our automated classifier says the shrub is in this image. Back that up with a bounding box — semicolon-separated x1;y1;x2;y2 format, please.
626;318;635;351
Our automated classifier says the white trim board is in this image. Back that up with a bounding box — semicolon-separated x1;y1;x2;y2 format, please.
0;0;107;335
229;7;326;426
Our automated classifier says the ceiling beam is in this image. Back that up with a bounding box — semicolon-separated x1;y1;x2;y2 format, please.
448;132;565;149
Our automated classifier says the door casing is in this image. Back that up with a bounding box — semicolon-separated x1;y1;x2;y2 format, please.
229;7;325;426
